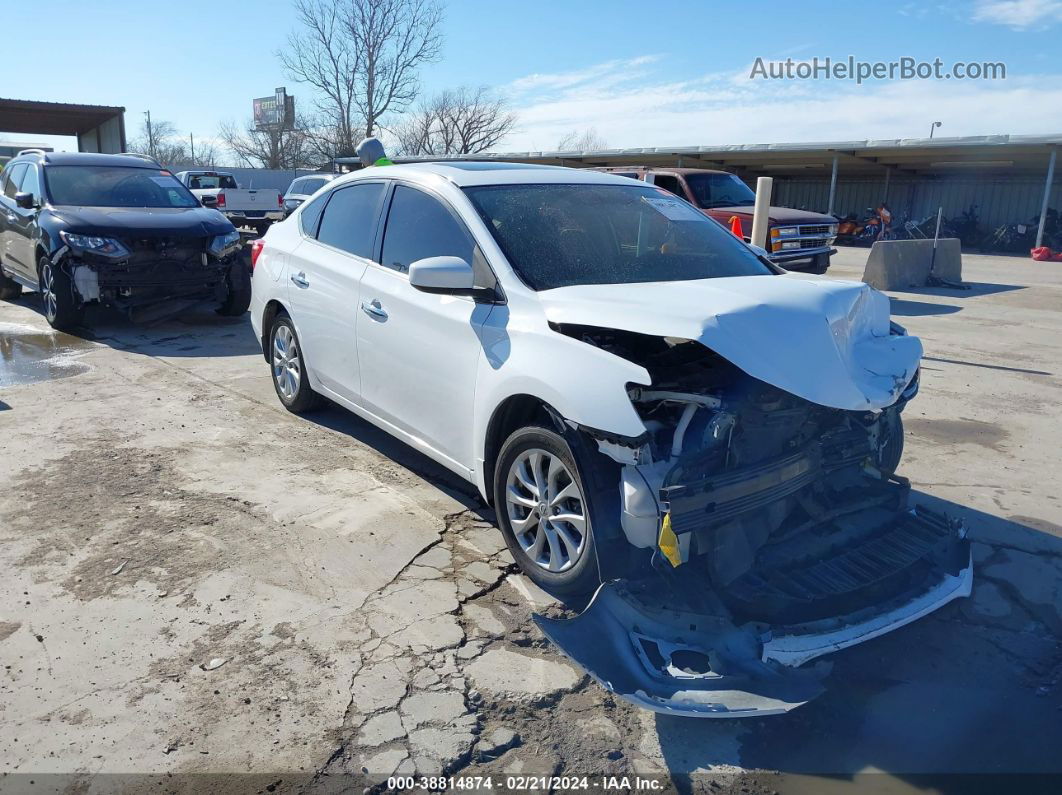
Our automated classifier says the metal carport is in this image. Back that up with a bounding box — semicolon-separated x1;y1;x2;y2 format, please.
0;98;126;154
358;134;1061;248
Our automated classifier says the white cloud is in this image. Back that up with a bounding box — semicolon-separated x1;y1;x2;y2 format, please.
973;0;1062;28
498;56;1062;152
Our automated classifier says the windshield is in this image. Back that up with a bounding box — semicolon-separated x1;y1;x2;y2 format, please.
44;166;200;208
293;177;329;195
685;173;756;209
187;174;237;190
464;184;772;291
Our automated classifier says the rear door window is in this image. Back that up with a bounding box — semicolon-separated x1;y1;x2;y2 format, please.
380;185;474;274
315;182;386;259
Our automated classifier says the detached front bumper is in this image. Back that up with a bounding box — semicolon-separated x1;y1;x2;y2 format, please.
534;511;971;718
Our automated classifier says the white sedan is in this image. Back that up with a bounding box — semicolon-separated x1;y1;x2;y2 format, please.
249;162;971;716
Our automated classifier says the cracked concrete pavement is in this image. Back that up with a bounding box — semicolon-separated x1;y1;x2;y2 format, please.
1;247;1061;793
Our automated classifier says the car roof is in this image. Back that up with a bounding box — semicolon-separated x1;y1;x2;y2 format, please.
22;152;163;169
338;161;641;188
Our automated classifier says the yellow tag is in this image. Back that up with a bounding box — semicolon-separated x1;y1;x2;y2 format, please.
658;512;682;568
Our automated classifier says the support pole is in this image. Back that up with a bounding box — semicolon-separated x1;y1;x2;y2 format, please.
827;154;839;215
750;176;773;250
883;168;891;203
1035;148;1057;249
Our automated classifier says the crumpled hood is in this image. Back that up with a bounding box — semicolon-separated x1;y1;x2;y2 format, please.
539;274;921;411
50;205;235;238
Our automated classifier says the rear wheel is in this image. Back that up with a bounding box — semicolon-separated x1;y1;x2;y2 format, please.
39;256;83;330
269;314;325;413
0;269;22;300
494;425;599;598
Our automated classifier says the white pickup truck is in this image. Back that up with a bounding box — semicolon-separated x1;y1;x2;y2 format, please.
174;170;284;235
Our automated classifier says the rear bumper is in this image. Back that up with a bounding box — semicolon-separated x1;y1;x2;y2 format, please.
224;211;284;224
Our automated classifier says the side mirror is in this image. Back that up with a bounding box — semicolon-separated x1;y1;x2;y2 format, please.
15;192;36;210
201;195;218;208
408;256;476;295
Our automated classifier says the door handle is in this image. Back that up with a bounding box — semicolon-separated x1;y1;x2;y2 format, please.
360;299;388;320
4;214;15;223
290;271;309;288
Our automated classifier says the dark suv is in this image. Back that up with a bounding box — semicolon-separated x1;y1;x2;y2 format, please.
0;150;249;330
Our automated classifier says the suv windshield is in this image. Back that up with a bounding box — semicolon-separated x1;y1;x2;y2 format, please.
464;184;772;290
685;173;756;209
45;166;200;208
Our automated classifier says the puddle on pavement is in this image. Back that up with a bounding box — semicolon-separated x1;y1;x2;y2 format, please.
0;323;94;387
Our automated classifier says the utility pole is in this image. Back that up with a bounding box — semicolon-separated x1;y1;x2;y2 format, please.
189;132;195;164
144;110;153;158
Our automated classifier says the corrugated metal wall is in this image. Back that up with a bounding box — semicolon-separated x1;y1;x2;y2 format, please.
770;175;1061;230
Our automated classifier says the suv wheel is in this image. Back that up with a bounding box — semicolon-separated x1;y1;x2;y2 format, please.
269;314;324;413
217;260;252;316
494;425;598;597
39;256;83;330
0;269;22;300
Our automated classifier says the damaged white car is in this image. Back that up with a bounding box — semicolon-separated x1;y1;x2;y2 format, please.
250;163;972;717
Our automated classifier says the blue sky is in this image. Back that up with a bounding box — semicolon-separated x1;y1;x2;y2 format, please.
5;0;1062;155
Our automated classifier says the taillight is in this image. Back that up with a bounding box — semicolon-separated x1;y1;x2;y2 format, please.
216;193;226;208
250;239;265;271
277;193;283;207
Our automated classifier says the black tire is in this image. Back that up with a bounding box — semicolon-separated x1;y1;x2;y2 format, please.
808;252;830;274
493;425;599;598
38;255;83;331
216;260;252;316
268;314;325;413
0;270;22;300
877;410;904;477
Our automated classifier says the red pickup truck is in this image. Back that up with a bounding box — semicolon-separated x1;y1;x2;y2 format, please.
595;167;838;273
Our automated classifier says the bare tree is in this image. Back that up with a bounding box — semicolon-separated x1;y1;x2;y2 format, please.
393;86;516;156
218;118;315;169
129;117;189;164
280;0;444;149
556;128;608;151
278;0;359;157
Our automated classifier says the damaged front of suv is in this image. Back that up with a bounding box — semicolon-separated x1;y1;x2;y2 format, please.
466;179;972;718
16;154;249;330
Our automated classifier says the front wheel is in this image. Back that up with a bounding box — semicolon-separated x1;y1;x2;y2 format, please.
216;260;251;316
494;425;599;598
39;256;83;330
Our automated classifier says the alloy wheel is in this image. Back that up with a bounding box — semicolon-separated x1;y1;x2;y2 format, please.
40;261;57;322
505;448;587;573
272;324;301;401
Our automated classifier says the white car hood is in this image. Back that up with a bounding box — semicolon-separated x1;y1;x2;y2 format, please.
539;274;921;411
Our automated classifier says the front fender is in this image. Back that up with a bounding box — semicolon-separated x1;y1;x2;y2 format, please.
472;321;651;496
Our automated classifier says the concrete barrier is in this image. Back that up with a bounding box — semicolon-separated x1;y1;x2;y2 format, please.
861;238;963;290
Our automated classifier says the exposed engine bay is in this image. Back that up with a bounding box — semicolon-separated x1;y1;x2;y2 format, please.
63;232;243;315
536;323;971;717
